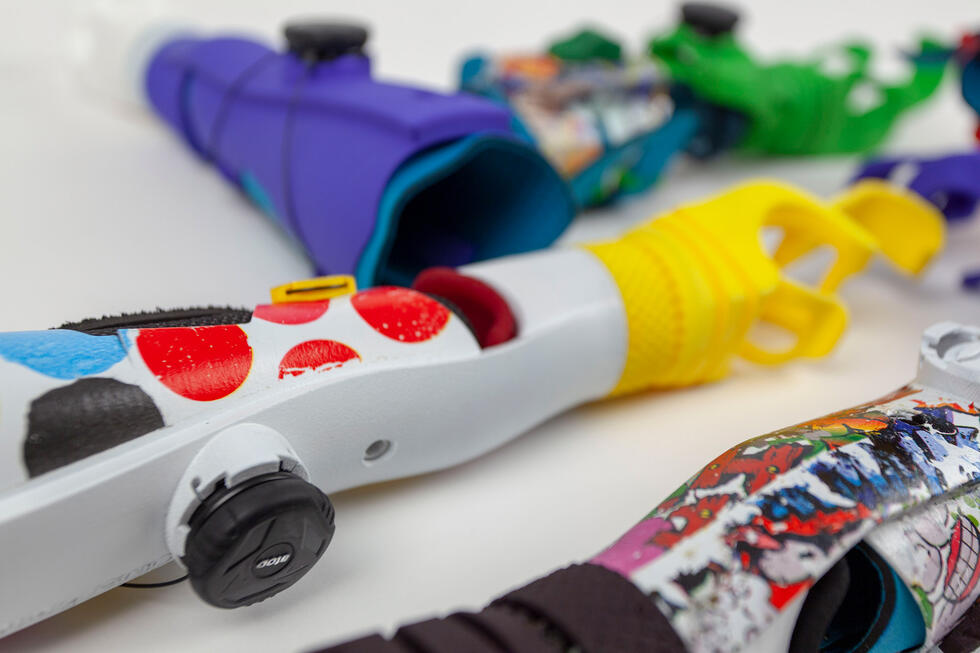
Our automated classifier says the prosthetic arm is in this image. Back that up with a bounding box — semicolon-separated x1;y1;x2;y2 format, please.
649;3;947;155
0;180;940;635
143;21;575;287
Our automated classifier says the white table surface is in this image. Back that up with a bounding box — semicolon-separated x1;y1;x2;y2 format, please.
1;1;979;651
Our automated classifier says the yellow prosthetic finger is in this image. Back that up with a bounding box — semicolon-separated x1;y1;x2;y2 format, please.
832;179;945;276
739;279;849;366
745;185;878;293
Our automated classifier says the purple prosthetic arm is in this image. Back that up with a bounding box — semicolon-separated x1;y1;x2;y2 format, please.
144;22;575;287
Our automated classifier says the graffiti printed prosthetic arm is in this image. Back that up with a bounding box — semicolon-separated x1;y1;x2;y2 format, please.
314;323;980;653
595;323;980;653
0;180;941;635
459;26;703;207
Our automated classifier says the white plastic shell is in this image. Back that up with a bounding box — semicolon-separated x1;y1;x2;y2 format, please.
917;322;980;405
0;247;627;635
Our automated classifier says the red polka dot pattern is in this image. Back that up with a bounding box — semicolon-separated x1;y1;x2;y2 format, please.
278;340;360;379
136;326;253;401
351;287;450;343
253;301;330;325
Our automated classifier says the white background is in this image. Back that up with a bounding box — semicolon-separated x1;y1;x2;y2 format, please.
1;1;979;651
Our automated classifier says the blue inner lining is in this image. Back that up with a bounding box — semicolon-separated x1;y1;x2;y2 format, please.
819;544;926;653
358;134;575;287
867;565;926;653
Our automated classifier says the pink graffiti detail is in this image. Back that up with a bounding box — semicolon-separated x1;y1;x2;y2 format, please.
591;517;672;576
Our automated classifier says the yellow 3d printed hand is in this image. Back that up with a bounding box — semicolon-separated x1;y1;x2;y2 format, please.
584;179;944;395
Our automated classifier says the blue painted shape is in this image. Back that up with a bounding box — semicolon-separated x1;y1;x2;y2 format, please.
0;330;128;380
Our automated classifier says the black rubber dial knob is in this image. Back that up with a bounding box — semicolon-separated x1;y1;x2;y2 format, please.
681;3;740;37
182;471;335;608
283;21;369;62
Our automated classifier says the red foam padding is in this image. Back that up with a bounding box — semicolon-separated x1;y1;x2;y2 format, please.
412;267;517;348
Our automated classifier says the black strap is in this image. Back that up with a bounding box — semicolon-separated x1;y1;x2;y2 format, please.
493;563;686;652
57;306;253;335
310;564;686;653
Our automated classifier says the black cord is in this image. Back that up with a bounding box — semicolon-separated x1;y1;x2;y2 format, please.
121;574;189;589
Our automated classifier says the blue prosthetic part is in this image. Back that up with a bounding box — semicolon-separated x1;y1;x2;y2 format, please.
854;152;980;222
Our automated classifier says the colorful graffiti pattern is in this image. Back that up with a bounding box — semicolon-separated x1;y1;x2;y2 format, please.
466;54;671;178
868;491;980;648
593;387;980;651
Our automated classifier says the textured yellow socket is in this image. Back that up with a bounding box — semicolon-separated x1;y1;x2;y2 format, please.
585;237;681;394
582;180;945;396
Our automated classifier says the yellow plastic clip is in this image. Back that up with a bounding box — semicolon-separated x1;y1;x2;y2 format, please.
583;179;945;396
270;275;357;303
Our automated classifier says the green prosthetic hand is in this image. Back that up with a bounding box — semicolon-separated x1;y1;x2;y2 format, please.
649;3;948;155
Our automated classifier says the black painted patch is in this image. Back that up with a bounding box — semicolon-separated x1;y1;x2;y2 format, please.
24;378;165;477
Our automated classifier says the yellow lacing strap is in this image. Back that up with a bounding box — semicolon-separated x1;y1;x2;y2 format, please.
583;180;945;396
